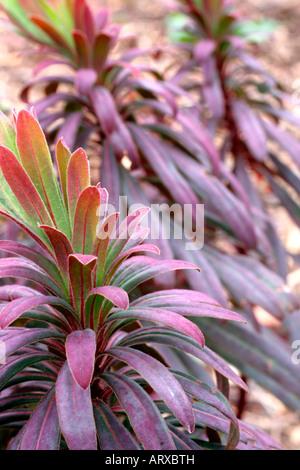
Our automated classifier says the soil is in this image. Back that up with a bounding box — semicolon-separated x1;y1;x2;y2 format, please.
0;0;299;450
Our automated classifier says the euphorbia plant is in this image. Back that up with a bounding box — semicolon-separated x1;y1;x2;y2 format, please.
1;0;300;415
165;0;300;410
167;0;300;265
0;109;282;450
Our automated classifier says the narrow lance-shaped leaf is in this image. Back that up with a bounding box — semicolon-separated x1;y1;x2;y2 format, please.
18;387;60;450
16;110;71;238
56;361;97;450
72;186;101;254
0;145;53;227
0;294;77;329
66;329;96;390
67;148;90;223
68;254;97;324
231;99;266;162
111;256;200;292
56;138;71;207
106;308;205;347
104;347;195;433
40;225;74;280
100;372;176;450
93;401;141;450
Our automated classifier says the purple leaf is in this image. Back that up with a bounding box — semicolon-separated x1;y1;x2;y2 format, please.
112;255;199;292
0;327;64;358
93;401;141;450
19;388;60;450
106;308;205;347
231;99;267;161
194;39;216;62
56;361;97;450
86;286;129;311
104;347;195;432
75;69;97;95
100;372;175;450
66;329;96;390
0;295;76;329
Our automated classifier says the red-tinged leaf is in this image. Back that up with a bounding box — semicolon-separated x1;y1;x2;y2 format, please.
0;327;64;358
92;212;119;285
86;286;129;311
67;148;90;222
132;289;219;307
89;86;118;136
200;318;300;410
55;111;83;153
75;69;97;95
105;244;160;283
93;33;112;71
68;254;97;322
73;30;90;68
172;150;257;248
129;125;198;206
0;110;18;156
83;3;95;42
173;240;228;307
108;118;140;169
202;57;225;119
0;295;76;329
31;15;75;56
0;352;57;392
111;256;199;292
106;308;205;347
0;285;38;301
262;118;300;168
120;327;247;391
99;143;121;210
100;373;175;450
194;39;216;62
206;250;285;319
40;225;74;279
95;7;109;30
0;258;65;297
231;99;266;161
7;428;25;450
0;409;31;427
93;401;140;450
20;75;74;104
74;0;86;31
0;391;43;411
0;145;53;226
0;240;62;284
131;289;245;323
18;388;60;450
0;211;49;254
177;110;220;176
66;329;96;390
16;110;71;237
125;78;177;117
106;207;150;266
104;347;195;432
72;186;101;254
56;361;97;450
238;420;282;450
173;372;239;450
167;424;202;450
